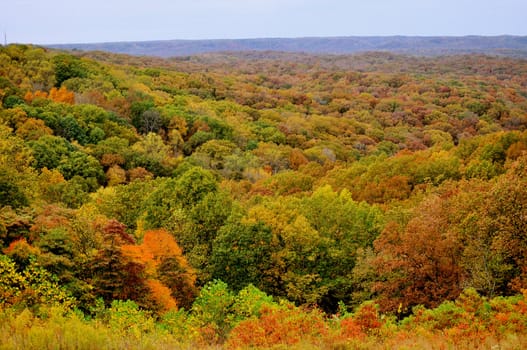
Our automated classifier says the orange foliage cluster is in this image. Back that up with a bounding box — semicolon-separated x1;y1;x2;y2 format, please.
24;86;75;105
227;305;328;348
146;279;177;311
226;303;385;348
122;229;196;311
225;291;527;349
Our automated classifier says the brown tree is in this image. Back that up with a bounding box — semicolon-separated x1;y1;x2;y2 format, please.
373;195;464;313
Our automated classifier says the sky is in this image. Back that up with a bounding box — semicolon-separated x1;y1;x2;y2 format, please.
1;0;526;44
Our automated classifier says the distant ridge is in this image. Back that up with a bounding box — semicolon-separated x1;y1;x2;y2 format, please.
47;36;527;58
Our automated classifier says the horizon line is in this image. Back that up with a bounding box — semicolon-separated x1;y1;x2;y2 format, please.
37;34;527;47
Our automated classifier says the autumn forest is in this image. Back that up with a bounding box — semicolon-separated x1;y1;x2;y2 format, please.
1;44;527;349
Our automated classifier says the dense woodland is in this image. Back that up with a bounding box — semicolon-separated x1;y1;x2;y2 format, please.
1;44;527;348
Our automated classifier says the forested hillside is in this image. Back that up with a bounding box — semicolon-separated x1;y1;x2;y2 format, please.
48;35;527;58
1;44;527;349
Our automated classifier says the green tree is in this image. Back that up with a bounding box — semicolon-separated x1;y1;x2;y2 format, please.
130;100;155;132
57;151;104;190
53;54;88;87
297;186;384;310
29;135;75;170
0;170;28;208
57;115;87;144
211;221;275;292
191;279;235;341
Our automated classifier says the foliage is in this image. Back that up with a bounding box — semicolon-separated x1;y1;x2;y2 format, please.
1;44;527;347
0;255;75;310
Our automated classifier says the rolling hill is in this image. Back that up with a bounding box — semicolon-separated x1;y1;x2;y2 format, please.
48;35;527;58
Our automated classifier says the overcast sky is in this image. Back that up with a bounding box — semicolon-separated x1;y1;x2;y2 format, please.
1;0;526;44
